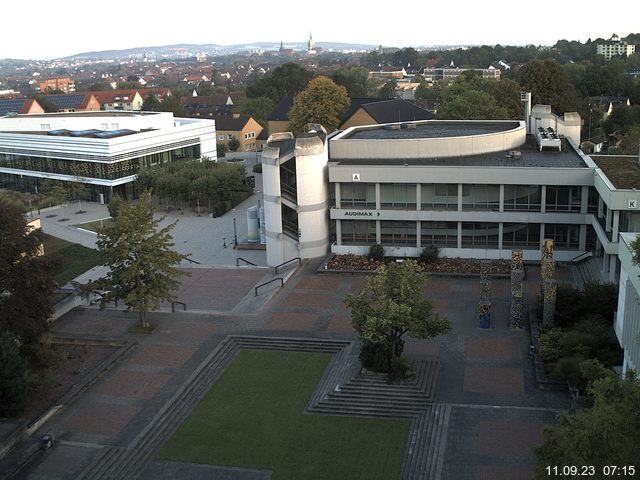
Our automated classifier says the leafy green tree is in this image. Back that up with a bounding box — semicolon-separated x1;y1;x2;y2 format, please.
83;192;190;328
238;96;274;127
331;66;369;97
534;370;640;478
378;80;397;99
438;89;509;120
142;93;162;111
288;76;350;134
227;137;240;152
246;62;314;103
0;330;31;417
0;200;55;344
344;260;451;372
216;142;228;158
614;125;640;155
519;59;578;114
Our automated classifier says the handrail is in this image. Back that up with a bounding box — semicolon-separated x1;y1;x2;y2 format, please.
569;251;593;264
236;257;257;266
171;301;187;312
183;256;201;265
274;257;301;274
255;277;284;296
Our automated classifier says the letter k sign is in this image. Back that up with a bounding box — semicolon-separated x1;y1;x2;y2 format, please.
629;199;637;209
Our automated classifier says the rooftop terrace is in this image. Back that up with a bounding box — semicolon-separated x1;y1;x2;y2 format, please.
592;155;640;189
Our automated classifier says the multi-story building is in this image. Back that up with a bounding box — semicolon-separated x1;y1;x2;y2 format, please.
596;34;636;60
0;111;216;202
93;90;144;111
38;77;75;93
421;66;500;81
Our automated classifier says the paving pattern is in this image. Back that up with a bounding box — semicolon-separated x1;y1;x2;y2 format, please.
11;259;573;480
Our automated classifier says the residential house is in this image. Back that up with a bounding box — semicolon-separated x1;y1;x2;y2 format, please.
93;90;144;111
40;93;100;112
215;114;263;152
0;98;45;116
339;99;435;130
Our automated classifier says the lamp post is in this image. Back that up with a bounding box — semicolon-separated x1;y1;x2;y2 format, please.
233;217;238;249
589;108;593;141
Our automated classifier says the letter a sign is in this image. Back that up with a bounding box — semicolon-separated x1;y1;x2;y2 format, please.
352;173;361;182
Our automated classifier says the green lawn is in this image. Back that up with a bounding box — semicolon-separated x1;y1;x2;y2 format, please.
43;235;102;286
159;350;411;480
75;218;113;233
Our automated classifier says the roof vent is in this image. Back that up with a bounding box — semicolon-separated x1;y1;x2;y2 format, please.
384;124;401;130
507;150;522;160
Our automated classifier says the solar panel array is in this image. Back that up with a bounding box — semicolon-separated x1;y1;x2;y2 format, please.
42;94;84;109
0;99;26;115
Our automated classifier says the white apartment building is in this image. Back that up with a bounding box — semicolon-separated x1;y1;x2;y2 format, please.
596;34;636;60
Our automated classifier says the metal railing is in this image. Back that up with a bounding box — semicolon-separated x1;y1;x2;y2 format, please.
171;301;187;312
236;257;258;266
255;277;283;296
569;251;593;264
183;256;201;265
274;257;301;274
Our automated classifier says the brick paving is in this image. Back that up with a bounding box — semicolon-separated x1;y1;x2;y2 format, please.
15;260;575;480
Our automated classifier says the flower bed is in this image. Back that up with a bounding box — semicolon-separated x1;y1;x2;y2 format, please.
326;254;512;275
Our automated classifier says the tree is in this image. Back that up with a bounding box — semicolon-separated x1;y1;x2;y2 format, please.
237;96;274;127
519;59;578;114
227;137;240;152
533;369;640;477
344;260;451;374
246;62;314;103
378;80;397;99
0;200;55;345
83;192;190;328
614;125;640;154
288;76;350;134
142;93;162;112
0;330;31;417
438;89;509;120
331;66;369;97
216;142;228;158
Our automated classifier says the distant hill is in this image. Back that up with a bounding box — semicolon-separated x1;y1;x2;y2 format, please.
65;42;379;60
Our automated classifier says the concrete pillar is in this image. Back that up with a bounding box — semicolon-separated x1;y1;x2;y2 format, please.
375;183;381;210
609;254;617;283
376;220;381;243
458;184;463;211
580;186;589;214
498;223;504;251
416;184;421;211
335;183;341;209
336;219;342;246
539;224;545;248
416;221;421;248
499;184;504;213
613;210;620;240
457;221;462;249
579;224;587;251
605;207;612;233
598;196;603;218
540;185;546;213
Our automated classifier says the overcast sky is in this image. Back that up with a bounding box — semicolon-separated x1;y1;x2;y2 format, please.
3;0;639;60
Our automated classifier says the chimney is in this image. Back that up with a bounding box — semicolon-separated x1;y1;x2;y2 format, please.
233;113;240;119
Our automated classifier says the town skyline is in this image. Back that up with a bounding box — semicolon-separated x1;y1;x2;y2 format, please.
2;0;638;60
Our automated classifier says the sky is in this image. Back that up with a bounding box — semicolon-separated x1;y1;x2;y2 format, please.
2;0;639;60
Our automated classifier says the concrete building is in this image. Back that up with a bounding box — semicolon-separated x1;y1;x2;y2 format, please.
421;66;500;81
596;34;636;60
215;114;263;152
0;111;216;202
38;77;75;93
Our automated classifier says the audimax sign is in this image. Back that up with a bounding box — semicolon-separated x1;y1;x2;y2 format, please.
343;211;381;217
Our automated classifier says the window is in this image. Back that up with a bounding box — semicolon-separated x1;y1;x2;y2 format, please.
340;183;375;209
504;185;541;211
380;221;416;245
461;223;499;247
341;220;376;245
380;184;416;210
40;124;51;131
545;186;581;212
544;223;579;249
421;222;458;247
462;185;500;211
502;223;540;248
218;135;224;141
227;134;233;140
422;184;457;210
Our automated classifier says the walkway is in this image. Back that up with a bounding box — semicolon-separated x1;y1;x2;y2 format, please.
9;260;571;480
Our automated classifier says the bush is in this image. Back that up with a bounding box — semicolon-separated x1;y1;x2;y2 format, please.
554;283;618;328
369;243;385;261
538;328;562;362
252;163;263;173
554;355;587;390
0;331;31;417
420;245;439;264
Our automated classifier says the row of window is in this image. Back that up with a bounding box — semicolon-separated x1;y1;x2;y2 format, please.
338;183;597;213
340;220;589;250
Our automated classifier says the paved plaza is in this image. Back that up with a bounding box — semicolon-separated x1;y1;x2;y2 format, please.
7;257;571;480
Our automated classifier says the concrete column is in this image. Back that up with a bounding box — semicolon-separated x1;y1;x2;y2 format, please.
579;224;587;251
416;221;422;248
416;184;421;211
498;222;504;251
613;210;620;240
602;252;608;274
606;208;612;233
457;221;462;249
598;196;603;218
336;219;342;246
540;185;546;213
539;224;545;249
335;183;341;209
458;184;463;211
375;183;381;210
580;186;589;214
376;219;381;243
609;255;617;283
499;184;504;213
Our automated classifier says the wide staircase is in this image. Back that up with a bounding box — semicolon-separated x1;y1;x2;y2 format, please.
573;255;606;288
